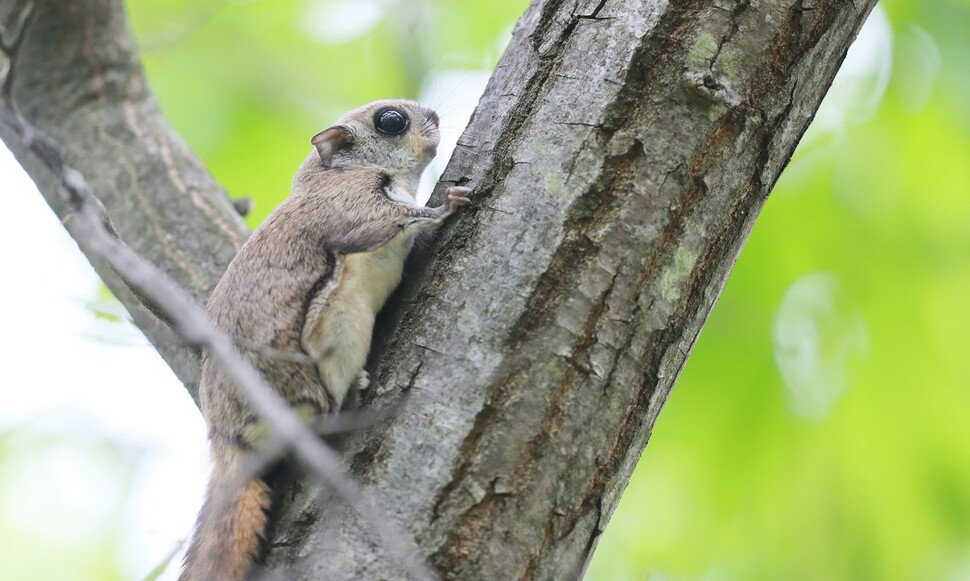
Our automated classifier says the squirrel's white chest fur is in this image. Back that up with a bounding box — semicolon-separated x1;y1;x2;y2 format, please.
301;230;414;406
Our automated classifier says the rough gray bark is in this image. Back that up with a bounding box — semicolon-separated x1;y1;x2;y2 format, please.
265;1;879;579
0;0;877;580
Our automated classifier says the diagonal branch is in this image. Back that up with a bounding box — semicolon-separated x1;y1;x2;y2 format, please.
0;60;436;579
0;0;249;403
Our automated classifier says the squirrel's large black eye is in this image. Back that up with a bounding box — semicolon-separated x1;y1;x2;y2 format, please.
375;108;409;136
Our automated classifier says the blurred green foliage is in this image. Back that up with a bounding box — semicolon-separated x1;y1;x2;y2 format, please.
0;431;133;581
4;0;967;579
127;0;521;226
587;2;970;580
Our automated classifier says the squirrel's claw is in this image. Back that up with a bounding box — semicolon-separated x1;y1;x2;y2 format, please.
446;186;472;212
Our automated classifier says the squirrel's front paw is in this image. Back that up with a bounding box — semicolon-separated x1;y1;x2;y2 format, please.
354;370;371;392
446;186;472;212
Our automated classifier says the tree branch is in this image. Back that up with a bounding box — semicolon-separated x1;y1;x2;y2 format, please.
0;0;249;403
0;25;434;576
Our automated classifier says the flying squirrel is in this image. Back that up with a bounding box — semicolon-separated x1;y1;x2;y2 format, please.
179;99;471;581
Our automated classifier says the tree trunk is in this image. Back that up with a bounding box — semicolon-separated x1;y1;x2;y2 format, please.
0;0;877;579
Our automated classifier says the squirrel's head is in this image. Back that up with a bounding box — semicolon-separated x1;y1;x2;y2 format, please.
311;99;441;183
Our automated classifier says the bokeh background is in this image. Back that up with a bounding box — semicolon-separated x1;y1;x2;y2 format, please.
1;1;968;580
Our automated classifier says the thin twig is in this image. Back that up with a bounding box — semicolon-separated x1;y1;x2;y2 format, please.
0;5;435;577
209;396;409;536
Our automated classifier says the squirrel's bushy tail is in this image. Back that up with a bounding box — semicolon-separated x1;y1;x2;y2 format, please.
179;454;271;581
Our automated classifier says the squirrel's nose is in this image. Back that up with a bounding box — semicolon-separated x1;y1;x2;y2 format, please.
428;111;440;128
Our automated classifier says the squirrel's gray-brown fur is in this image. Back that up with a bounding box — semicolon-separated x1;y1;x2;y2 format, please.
179;99;470;581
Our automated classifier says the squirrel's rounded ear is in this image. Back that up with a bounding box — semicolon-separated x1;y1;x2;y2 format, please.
311;125;353;167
